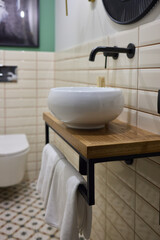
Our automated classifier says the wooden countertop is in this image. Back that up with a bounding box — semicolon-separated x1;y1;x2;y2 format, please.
43;112;160;160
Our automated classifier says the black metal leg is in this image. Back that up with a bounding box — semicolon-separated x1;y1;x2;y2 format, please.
87;160;95;205
45;123;49;144
79;156;87;175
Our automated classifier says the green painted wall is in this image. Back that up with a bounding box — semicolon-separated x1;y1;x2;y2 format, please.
0;0;55;52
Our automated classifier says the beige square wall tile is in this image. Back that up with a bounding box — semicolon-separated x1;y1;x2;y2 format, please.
107;161;135;190
136;174;159;210
121;88;137;109
0;117;4;128
37;80;54;89
0;97;4;107
19;60;37;70
6;89;36;98
6;99;36;108
37;52;54;61
137;111;160;134
0;50;4;62
139;19;160;46
117;108;137;126
6;108;36;118
138;69;160;91
135;215;160;240
37;61;54;71
55;70;71;81
0;127;5;134
135;234;142;240
74;71;89;84
149;156;160;165
107;170;135;210
26;161;37;172
18;70;36;80
136;158;160;188
6;80;36;89
106;203;134;240
37;70;54;80
6;126;36;135
107;186;135;228
106;220;124;240
37;98;48;108
138;90;158;115
136;195;160;235
6;117;36;127
37;89;50;98
108;69;137;89
139;44;160;68
0;82;4;92
4;51;36;61
55;59;75;71
75;57;89;70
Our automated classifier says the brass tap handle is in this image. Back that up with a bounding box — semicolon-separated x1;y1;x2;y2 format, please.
65;0;68;16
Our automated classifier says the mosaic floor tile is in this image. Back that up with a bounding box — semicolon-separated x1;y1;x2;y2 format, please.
0;210;17;221
10;203;27;213
40;223;57;235
33;199;45;209
12;214;30;226
0;180;60;240
30;232;50;240
0;200;15;209
21;196;36;205
13;227;34;240
36;210;46;220
23;206;40;217
0;222;20;235
25;218;44;230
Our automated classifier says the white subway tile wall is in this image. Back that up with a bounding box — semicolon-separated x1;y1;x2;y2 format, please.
0;51;55;181
53;19;160;240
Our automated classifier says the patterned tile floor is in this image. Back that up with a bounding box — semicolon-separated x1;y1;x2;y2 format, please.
0;180;60;240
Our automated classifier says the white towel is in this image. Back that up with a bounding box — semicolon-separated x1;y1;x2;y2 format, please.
36;143;64;207
45;158;92;240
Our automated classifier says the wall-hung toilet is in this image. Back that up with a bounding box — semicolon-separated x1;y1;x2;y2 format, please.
0;134;29;187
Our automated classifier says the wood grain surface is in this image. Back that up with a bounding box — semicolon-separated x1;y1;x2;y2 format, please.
43;112;160;159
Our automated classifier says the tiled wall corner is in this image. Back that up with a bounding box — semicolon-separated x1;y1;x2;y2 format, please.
54;18;160;240
1;50;55;181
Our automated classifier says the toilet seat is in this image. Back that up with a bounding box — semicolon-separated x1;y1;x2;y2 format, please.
0;134;29;157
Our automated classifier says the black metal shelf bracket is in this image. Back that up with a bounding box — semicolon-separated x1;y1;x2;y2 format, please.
45;122;160;206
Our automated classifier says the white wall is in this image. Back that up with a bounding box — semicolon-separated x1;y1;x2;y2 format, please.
55;0;160;51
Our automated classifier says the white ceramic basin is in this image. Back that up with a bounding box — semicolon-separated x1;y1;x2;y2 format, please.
48;87;124;129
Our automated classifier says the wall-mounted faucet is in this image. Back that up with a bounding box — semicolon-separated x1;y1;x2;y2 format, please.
89;43;135;68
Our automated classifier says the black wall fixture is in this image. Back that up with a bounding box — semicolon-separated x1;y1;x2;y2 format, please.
102;0;159;24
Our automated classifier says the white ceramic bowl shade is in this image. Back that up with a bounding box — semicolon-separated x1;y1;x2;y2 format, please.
48;87;124;129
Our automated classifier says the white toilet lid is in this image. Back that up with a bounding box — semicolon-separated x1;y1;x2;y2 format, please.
0;134;29;156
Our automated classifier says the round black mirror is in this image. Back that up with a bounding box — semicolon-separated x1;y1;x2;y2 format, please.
102;0;159;24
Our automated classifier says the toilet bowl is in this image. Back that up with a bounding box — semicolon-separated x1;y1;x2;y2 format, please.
0;134;29;187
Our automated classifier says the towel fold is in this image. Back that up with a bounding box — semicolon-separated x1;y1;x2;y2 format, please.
36;143;64;207
45;158;92;240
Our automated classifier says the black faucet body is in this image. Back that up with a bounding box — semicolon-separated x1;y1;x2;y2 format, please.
89;43;135;62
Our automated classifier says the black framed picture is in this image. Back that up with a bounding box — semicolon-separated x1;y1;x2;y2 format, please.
0;0;39;47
